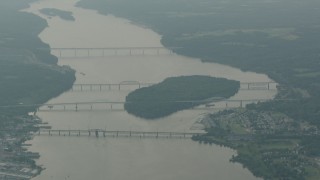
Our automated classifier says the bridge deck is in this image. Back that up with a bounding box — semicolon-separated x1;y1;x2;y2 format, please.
36;129;205;139
42;47;182;57
68;81;278;92
48;47;182;50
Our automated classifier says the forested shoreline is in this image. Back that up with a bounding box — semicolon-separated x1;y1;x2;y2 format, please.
0;0;76;116
0;0;76;174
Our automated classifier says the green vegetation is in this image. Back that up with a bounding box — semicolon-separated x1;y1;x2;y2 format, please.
194;109;320;180
125;76;239;119
0;0;75;117
0;0;75;174
40;8;75;21
78;0;320;179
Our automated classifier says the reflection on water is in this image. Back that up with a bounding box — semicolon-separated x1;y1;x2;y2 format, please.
25;0;272;179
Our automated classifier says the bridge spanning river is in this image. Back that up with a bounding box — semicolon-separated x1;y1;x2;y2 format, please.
0;98;295;112
69;81;278;92
35;98;276;112
36;129;205;139
42;47;181;58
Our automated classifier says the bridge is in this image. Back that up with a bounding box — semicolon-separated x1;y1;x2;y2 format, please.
41;47;182;58
71;81;152;91
0;98;293;111
1;97;295;112
36;129;205;139
35;98;274;112
69;81;278;92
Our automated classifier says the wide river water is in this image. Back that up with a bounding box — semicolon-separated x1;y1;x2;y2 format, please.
25;0;277;179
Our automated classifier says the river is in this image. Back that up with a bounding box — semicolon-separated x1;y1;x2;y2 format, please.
25;0;277;179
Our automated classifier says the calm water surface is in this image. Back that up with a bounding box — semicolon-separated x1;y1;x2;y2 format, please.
25;0;276;179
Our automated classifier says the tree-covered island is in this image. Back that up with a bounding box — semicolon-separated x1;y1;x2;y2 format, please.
124;76;240;119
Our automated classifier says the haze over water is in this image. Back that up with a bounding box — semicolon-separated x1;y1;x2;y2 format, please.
25;0;276;179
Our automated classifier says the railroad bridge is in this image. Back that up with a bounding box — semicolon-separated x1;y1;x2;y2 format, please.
69;81;278;92
36;98;270;112
41;47;181;58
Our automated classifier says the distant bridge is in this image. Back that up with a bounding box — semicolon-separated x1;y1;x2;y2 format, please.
71;81;154;91
35;98;273;112
40;47;182;58
36;129;205;139
1;98;294;111
69;81;278;92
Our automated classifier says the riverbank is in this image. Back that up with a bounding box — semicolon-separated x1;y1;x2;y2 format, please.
193;108;320;179
0;1;75;179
